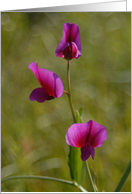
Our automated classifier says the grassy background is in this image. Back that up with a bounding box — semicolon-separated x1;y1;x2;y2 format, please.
1;12;131;192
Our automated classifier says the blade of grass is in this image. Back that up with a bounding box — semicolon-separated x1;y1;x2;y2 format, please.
114;160;131;192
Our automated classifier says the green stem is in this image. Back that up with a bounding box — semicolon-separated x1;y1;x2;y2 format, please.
85;160;96;192
67;60;95;192
67;60;77;123
114;160;131;192
1;175;87;192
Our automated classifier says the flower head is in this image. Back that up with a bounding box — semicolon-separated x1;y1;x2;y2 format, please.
55;23;81;60
29;62;64;103
65;120;107;161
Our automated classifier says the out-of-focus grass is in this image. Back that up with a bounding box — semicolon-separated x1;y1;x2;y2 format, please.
1;12;131;192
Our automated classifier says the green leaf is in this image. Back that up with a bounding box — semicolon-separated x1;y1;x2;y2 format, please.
68;147;85;185
76;110;83;123
68;109;85;185
78;107;83;118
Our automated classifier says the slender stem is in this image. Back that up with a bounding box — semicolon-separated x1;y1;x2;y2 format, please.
78;184;88;192
67;61;95;192
114;160;131;192
64;90;69;96
85;160;96;192
67;60;77;123
1;175;87;192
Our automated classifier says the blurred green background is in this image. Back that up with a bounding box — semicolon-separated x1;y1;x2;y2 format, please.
1;12;131;192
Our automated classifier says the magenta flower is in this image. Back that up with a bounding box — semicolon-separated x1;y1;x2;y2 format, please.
65;120;107;161
29;62;64;103
55;23;81;60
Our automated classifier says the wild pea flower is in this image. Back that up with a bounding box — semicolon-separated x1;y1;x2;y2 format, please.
55;23;81;60
65;120;107;161
29;62;64;103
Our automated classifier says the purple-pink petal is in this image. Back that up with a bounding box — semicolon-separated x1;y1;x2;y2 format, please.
70;24;81;53
55;23;81;60
29;87;49;103
90;127;107;148
86;120;107;148
64;23;72;42
65;123;90;148
81;145;95;161
55;23;71;58
65;120;107;161
63;42;78;60
29;62;64;98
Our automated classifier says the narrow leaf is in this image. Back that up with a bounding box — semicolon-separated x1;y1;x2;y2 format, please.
68;146;85;185
79;107;83;118
114;160;131;192
76;110;82;123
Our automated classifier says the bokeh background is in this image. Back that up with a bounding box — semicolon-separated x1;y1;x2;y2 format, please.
1;12;131;192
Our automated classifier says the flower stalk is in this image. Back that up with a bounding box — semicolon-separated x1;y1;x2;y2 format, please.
66;60;98;192
64;90;69;96
67;60;77;123
85;160;97;192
